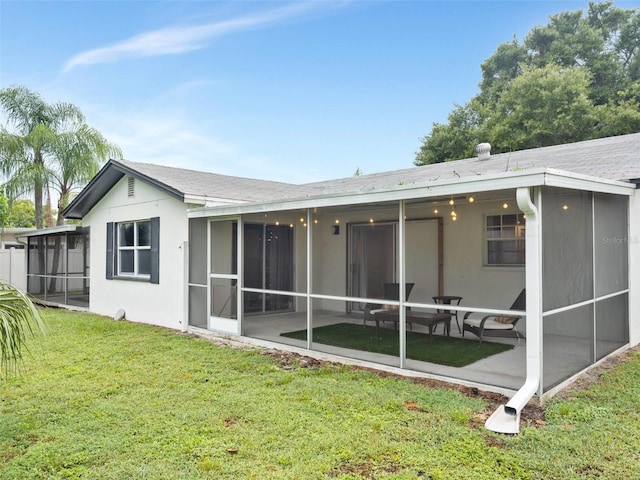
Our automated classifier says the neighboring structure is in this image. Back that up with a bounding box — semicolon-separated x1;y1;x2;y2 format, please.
61;134;640;433
0;227;34;249
19;225;90;308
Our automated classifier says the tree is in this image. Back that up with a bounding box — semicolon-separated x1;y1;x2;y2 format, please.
415;102;486;165
0;190;8;230
487;65;598;152
48;122;118;225
0;281;44;378
6;199;35;228
415;1;640;165
0;86;120;228
0;86;81;229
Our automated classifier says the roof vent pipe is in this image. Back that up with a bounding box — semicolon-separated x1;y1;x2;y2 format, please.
476;143;491;161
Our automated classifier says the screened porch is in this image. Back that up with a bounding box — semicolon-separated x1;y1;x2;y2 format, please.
187;178;631;396
23;225;90;309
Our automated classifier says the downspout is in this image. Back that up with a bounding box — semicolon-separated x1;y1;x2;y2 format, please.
485;187;542;434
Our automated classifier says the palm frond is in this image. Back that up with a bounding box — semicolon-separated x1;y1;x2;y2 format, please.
0;282;45;378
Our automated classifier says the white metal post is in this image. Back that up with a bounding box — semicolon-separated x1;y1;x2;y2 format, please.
307;208;313;349
237;216;244;336
182;240;189;333
399;200;406;368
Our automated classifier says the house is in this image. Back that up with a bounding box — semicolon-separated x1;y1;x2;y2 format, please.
60;159;307;328
60;133;640;433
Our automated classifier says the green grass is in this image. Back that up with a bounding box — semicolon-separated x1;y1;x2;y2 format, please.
1;308;639;479
281;322;513;367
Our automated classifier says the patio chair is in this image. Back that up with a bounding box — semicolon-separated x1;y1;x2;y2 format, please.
462;289;526;344
363;282;415;330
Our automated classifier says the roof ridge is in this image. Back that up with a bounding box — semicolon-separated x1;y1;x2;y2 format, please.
116;158;301;187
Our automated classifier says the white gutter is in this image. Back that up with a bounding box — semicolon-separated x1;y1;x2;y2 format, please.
187;168;633;219
485;187;542;434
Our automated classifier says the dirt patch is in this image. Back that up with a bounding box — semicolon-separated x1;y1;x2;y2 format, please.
327;460;403;478
260;349;325;369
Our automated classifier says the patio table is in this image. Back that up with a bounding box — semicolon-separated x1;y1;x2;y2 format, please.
432;295;463;333
370;310;454;341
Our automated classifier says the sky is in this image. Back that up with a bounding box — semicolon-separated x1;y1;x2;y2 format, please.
2;0;640;185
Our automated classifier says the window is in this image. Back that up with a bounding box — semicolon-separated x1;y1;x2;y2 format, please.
118;220;150;276
485;214;525;266
106;217;159;283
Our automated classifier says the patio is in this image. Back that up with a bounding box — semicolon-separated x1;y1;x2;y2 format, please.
242;310;527;391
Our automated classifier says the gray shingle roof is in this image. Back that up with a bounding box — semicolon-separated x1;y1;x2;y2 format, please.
64;133;640;219
116;159;315;203
304;133;640;196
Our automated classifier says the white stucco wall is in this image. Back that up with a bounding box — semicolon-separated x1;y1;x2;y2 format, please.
629;190;640;345
305;196;525;315
83;176;189;330
442;198;526;309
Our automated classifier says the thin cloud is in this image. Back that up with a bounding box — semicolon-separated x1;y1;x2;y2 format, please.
62;2;342;73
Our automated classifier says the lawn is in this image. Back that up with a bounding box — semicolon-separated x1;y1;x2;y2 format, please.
1;309;639;479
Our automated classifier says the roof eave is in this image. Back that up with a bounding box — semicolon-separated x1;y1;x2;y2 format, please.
19;225;82;238
188;168;635;218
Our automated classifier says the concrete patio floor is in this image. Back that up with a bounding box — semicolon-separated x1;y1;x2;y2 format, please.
241;310;527;393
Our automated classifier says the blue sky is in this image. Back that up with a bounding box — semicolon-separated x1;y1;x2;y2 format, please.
2;1;640;184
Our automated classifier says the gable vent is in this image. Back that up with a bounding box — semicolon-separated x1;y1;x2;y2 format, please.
127;176;135;197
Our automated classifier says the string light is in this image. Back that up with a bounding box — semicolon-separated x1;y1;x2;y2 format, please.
503;202;509;209
468;196;475;203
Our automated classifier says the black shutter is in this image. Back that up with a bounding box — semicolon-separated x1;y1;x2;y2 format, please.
106;222;114;279
150;217;160;284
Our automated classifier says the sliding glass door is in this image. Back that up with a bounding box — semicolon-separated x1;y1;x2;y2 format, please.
244;223;294;314
348;223;396;311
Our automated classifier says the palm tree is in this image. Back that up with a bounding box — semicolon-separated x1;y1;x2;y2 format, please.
48;121;121;224
0;86;120;294
0;86;84;229
0;281;44;379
